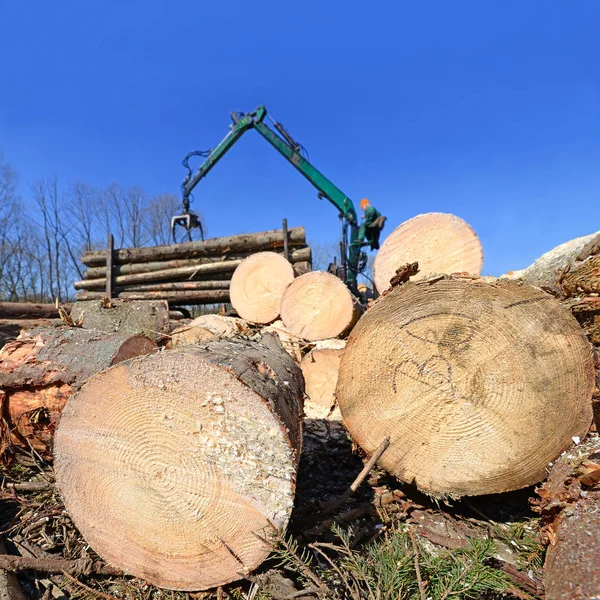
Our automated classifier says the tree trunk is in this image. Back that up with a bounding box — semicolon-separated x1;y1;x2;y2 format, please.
76;290;231;304
54;335;304;591
70;299;170;342
337;277;595;498
230;252;295;324
300;341;346;411
168;314;250;347
81;227;306;266
535;436;600;600
280;271;363;341
83;247;312;279
0;327;157;456
0;302;72;319
74;260;241;290
373;213;483;293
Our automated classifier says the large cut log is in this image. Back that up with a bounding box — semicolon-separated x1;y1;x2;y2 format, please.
83;247;312;279
280;271;363;342
230;252;295;324
337;277;595;497
76;290;230;304
169;314;249;347
54;335;304;590
81;227;306;266
70;299;170;342
373;213;484;293
535;436;600;600
300;340;346;411
519;231;600;295
0;327;157;455
0;302;71;319
74;260;241;290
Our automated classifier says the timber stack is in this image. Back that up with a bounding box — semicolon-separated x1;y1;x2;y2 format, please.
74;227;312;306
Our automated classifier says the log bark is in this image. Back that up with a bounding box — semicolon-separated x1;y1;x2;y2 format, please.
230;252;295;324
83;247;312;279
74;260;241;290
373;213;484;293
535;436;600;600
0;327;157;455
0;302;72;319
81;227;306;266
169;314;249;347
336;277;595;497
70;299;170;342
54;335;304;591
300;342;346;411
280;271;363;342
76;290;231;304
519;231;600;295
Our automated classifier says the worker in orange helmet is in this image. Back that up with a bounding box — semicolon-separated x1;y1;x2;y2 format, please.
358;198;386;250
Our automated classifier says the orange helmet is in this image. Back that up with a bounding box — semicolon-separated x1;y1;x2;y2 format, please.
360;198;370;210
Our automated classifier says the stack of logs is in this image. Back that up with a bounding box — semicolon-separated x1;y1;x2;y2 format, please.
73;227;312;306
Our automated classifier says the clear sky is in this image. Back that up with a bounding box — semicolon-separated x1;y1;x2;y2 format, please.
1;1;599;275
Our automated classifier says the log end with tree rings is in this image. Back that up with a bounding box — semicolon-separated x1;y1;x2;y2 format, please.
230;252;295;324
280;271;363;342
54;336;304;590
336;277;595;498
373;213;484;293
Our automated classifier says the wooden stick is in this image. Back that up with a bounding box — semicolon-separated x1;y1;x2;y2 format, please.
409;530;426;600
0;555;121;576
105;233;114;299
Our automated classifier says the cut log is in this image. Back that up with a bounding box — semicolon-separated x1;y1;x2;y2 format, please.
74;260;241;290
81;227;306;266
280;271;363;342
70;299;170;342
535;436;600;600
336;277;595;497
519;231;600;295
169;314;249;347
0;302;72;320
101;281;231;293
373;213;484;293
83;247;312;279
230;252;295;324
300;341;346;411
76;290;230;304
0;327;157;455
54;335;304;591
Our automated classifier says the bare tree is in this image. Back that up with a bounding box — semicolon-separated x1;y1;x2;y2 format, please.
145;193;188;245
309;241;340;271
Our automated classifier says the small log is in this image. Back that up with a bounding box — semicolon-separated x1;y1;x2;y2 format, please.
74;260;241;290
83;247;313;279
300;341;346;411
280;271;363;342
54;335;304;590
70;299;170;342
169;310;186;320
0;302;71;320
81;227;307;266
230;252;295;324
337;277;595;497
293;261;312;276
0;327;157;455
373;213;483;293
169;314;249;346
105;281;230;293
76;290;231;304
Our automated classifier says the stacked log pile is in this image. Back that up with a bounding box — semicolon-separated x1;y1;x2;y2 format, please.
74;228;312;305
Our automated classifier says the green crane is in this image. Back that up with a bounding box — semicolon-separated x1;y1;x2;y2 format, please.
171;106;385;289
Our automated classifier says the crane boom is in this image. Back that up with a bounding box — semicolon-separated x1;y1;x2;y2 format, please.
177;106;366;287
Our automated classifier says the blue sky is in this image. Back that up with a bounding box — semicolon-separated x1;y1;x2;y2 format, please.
1;1;599;275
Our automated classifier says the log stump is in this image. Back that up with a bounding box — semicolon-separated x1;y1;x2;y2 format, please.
0;327;156;455
54;335;304;590
373;213;483;293
230;252;295;324
280;272;363;342
337;277;595;497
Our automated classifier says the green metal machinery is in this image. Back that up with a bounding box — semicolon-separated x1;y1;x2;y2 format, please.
171;105;384;289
